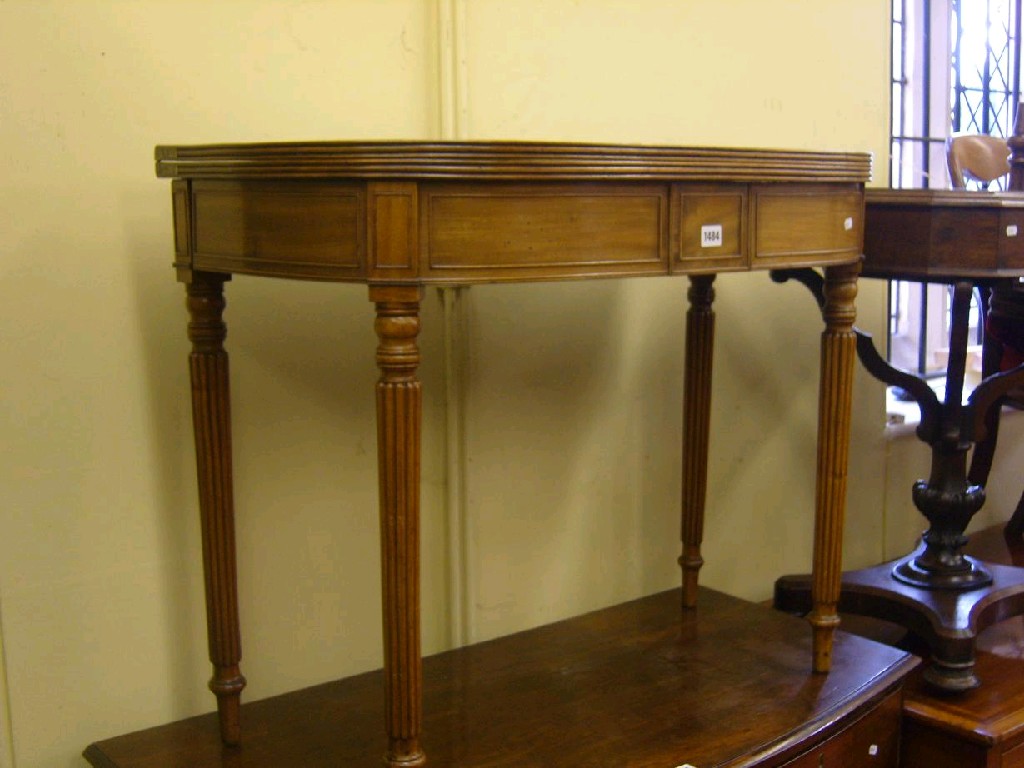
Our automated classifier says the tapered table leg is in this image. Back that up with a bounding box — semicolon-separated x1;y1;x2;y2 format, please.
810;262;859;673
371;285;426;768
185;272;246;746
680;275;716;609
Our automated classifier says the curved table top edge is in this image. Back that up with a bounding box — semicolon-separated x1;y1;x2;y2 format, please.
155;141;871;182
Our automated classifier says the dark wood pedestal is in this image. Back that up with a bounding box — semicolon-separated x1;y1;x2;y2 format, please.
84;588;916;768
775;189;1024;692
859;525;1024;768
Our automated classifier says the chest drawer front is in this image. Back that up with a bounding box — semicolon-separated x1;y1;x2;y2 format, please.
782;690;901;768
1002;738;1024;768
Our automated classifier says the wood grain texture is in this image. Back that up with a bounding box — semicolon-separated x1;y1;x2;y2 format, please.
675;184;747;272
894;526;1024;768
153;142;870;761
680;275;715;609
83;588;916;768
809;262;860;673
185;273;246;747
191;180;365;281
371;285;425;768
862;190;1024;282
165;144;866;285
421;182;668;282
752;184;863;265
155;141;870;182
369;182;419;281
178;179;863;285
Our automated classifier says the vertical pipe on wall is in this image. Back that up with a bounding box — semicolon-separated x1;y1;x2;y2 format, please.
437;0;468;141
436;0;473;648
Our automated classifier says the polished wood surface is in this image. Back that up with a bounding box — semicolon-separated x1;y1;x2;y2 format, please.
772;184;1024;691
680;275;715;608
899;526;1024;768
154;141;871;181
811;262;860;669
158;143;866;286
186;273;245;745
83;588;917;768
145;141;869;764
372;284;426;767
863;188;1024;282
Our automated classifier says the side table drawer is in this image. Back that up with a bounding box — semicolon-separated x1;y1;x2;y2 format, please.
782;689;902;767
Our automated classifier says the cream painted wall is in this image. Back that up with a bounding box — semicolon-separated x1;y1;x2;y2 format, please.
1;3;439;767
457;0;894;640
0;2;903;767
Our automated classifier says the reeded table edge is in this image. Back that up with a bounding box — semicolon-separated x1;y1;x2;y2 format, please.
155;140;872;182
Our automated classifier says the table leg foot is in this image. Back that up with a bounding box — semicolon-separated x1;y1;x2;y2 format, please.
922;657;979;692
810;610;840;673
212;668;246;746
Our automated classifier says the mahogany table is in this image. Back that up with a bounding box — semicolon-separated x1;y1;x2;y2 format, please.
116;142;869;766
776;189;1024;693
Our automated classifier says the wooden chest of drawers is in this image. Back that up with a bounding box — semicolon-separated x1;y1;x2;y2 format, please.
780;689;902;767
85;588;916;768
901;648;1024;768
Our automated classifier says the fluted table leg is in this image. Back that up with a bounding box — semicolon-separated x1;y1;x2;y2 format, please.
810;262;859;673
185;272;246;746
680;275;716;609
371;285;426;768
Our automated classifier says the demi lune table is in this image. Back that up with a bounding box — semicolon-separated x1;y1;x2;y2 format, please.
143;142;867;766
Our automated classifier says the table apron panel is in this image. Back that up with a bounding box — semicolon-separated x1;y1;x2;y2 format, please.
863;195;1024;280
999;207;1024;270
751;184;864;266
180;179;864;283
419;182;669;282
673;183;749;273
190;180;367;281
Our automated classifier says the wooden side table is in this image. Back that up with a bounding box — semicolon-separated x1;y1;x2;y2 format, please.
91;142;873;765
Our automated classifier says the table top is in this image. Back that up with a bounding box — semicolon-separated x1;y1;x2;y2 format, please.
155;140;871;182
864;187;1024;282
